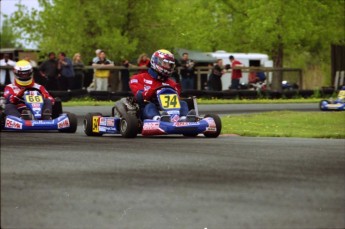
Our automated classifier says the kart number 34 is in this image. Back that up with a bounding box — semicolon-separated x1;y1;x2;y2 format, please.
25;95;43;103
159;94;180;109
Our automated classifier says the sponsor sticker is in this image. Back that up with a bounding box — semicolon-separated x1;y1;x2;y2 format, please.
92;116;99;133
144;79;153;84
57;119;70;129
5;118;22;129
143;122;160;130
130;79;138;84
106;119;115;126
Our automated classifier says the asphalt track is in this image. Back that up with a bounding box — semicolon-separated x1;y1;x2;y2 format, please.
1;104;345;229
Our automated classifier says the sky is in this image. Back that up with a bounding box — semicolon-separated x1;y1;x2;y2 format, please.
1;0;40;48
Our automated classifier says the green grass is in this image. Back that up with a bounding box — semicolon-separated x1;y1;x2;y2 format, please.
221;111;345;138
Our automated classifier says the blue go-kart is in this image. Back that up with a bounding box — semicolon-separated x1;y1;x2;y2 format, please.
319;87;345;111
0;88;77;132
83;86;222;138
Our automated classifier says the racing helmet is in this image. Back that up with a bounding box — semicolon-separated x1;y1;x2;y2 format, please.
150;49;175;81
13;60;33;86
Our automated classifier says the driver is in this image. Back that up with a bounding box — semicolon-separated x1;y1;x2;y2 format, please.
3;60;55;120
129;49;190;120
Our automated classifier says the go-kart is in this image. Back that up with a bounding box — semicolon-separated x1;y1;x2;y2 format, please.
0;88;77;132
83;85;222;138
319;87;345;111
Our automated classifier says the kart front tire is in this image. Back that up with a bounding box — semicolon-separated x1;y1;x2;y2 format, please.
203;114;222;138
120;114;138;138
83;113;103;136
59;112;78;133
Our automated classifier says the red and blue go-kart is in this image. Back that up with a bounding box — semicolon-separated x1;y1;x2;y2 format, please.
83;85;222;138
319;88;345;111
0;88;77;132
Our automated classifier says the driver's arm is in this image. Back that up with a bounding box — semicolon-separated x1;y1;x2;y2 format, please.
38;86;55;104
3;86;24;104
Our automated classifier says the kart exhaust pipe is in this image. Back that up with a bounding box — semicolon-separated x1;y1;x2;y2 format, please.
192;96;199;116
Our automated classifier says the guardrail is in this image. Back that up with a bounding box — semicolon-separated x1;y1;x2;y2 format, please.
1;65;303;91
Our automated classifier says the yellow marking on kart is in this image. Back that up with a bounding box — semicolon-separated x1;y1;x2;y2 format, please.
25;95;43;103
159;94;180;109
92;116;99;132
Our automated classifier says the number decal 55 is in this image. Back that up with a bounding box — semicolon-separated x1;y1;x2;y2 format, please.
159;94;181;109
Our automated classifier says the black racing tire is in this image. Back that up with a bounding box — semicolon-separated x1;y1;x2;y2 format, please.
52;97;63;119
0;111;5;132
120;114;138;138
319;100;330;111
59;112;78;133
203;114;222;138
83;113;103;136
183;133;199;137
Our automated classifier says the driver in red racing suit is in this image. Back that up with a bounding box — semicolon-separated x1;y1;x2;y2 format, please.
130;49;189;120
3;60;55;119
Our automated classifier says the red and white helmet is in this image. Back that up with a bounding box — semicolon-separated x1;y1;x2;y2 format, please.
150;49;175;81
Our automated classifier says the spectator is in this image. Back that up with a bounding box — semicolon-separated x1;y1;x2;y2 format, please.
209;59;225;91
23;54;37;68
121;59;133;91
87;49;102;92
137;53;150;73
58;52;75;91
0;54;16;86
92;51;113;91
39;52;60;90
229;55;244;90
180;52;195;90
72;53;85;89
171;59;181;83
58;52;74;91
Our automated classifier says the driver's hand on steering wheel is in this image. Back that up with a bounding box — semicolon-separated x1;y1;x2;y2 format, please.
16;88;26;98
143;87;156;101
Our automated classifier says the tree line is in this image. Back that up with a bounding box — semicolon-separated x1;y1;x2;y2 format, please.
2;0;344;86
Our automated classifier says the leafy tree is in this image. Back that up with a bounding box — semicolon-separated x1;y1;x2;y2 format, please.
0;17;22;48
8;0;344;88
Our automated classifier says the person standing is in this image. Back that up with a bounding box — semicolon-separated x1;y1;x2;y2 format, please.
0;54;16;86
58;52;75;91
87;49;102;92
121;59;133;91
137;53;150;74
209;59;225;91
39;52;59;91
229;55;244;90
180;52;195;90
92;51;113;91
72;53;85;89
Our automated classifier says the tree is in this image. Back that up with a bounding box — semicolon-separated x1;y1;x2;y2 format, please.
0;17;22;48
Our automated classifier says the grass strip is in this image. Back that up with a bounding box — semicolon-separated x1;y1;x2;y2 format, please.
221;111;345;138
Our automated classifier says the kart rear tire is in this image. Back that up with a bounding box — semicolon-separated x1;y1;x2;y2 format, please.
319;100;330;111
120;114;138;138
0;111;5;132
83;113;103;136
183;133;199;137
59;112;78;133
203;114;222;138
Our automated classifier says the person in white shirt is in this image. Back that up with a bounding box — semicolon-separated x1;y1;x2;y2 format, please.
0;54;16;86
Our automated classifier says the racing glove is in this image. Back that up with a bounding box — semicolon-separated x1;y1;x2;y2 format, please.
10;88;26;104
143;87;156;101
